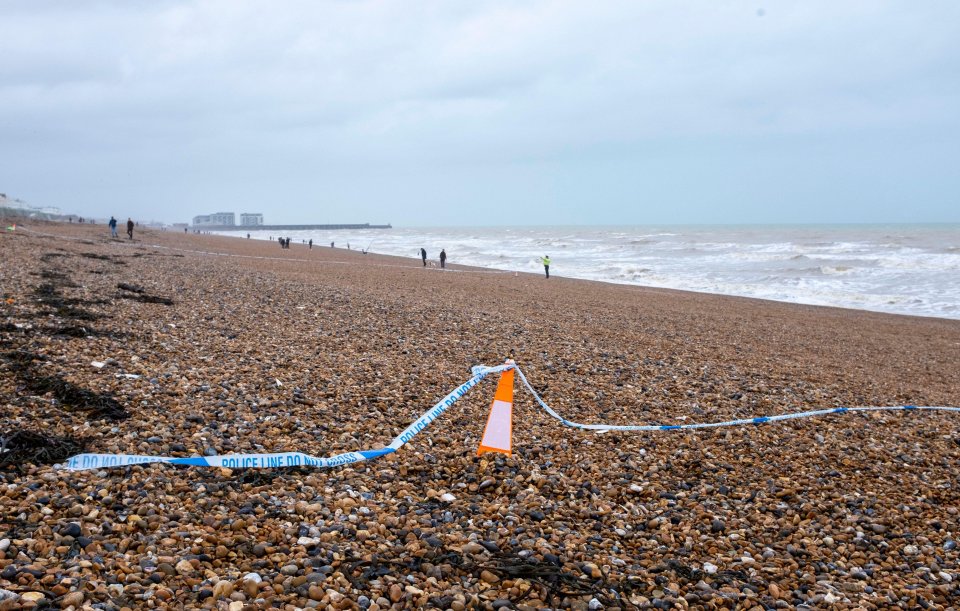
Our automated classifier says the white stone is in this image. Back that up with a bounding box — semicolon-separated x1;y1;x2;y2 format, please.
629;484;643;493
242;572;262;584
703;562;718;574
440;493;456;503
940;572;953;583
823;592;841;604
588;598;603;610
297;536;319;547
0;589;20;611
175;559;194;575
0;539;9;552
903;544;919;555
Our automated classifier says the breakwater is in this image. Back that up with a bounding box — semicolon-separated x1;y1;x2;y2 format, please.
195;223;392;231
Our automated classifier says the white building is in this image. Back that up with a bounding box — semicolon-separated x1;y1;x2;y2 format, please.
239;213;264;226
192;212;235;226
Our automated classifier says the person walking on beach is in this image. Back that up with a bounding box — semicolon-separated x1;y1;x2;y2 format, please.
126;218;134;240
308;239;313;249
108;216;118;238
540;255;551;279
440;249;447;269
420;248;427;267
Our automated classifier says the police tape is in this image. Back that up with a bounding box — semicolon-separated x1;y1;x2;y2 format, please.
62;363;512;471
511;366;960;430
61;361;959;471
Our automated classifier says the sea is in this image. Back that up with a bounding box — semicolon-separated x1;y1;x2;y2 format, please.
224;224;960;320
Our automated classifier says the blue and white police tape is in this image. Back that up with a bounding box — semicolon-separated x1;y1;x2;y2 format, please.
62;361;959;471
511;365;960;430
62;363;512;471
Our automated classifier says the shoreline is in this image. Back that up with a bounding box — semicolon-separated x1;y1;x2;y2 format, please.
223;225;960;322
1;220;959;609
201;224;960;324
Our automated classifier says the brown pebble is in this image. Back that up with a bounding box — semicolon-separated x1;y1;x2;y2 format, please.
389;583;403;602
60;591;84;608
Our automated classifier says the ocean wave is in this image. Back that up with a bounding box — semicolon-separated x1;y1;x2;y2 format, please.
228;225;960;319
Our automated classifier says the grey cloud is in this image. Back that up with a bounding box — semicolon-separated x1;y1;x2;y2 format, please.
1;0;958;224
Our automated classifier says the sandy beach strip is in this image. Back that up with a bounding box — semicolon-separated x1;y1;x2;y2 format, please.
1;220;959;610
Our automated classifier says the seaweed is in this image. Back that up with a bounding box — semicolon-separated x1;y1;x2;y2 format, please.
26;374;129;420
32;274;106;321
0;430;86;470
44;324;122;339
118;293;174;306
1;350;128;420
40;252;70;262
34;269;79;286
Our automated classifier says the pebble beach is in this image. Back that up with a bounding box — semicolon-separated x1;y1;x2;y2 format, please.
2;221;959;610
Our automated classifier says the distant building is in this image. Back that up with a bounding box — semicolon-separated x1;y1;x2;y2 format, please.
239;213;264;226
192;212;235;226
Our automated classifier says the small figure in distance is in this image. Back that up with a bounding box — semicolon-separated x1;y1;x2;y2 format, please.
420;247;427;267
126;218;134;240
247;233;250;239
440;249;447;269
309;239;313;249
109;216;118;238
540;254;551;279
330;241;334;248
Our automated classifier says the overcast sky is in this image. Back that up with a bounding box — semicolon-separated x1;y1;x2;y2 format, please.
2;1;958;226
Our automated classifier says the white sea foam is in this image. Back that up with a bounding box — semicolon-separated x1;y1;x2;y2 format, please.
223;224;960;320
